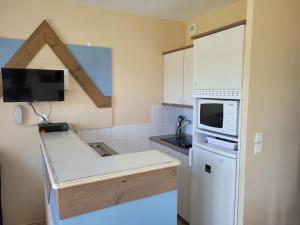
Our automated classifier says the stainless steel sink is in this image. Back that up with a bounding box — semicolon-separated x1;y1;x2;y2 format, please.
89;142;118;157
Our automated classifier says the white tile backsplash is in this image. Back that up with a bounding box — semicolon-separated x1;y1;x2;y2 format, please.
139;138;152;151
138;123;151;138
96;128;113;142
112;125;127;141
163;122;176;135
151;122;164;136
150;105;193;136
182;108;193;135
151;105;164;122
127;138;140;153
163;107;178;123
183;108;193;121
78;105;194;154
113;140;129;154
126;124;140;139
80;122;154;154
79;129;97;143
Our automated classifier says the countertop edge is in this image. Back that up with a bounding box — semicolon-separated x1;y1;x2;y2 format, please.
40;134;58;190
52;161;180;189
40;131;180;190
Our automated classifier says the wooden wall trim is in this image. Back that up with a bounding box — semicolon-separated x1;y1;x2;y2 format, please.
57;166;177;219
191;20;247;40
2;20;111;108
162;45;193;55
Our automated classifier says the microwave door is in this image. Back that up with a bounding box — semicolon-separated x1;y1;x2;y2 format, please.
197;99;239;136
200;104;224;128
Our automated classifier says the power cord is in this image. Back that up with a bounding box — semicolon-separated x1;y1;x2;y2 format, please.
28;102;49;123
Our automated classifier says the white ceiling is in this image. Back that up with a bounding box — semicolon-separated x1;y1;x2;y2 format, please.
73;0;238;22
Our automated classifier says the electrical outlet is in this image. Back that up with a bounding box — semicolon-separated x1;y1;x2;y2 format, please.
254;132;264;143
254;143;263;154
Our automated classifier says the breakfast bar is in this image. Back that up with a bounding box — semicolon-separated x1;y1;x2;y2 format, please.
40;131;180;225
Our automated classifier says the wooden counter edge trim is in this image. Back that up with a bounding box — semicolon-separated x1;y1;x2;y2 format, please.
57;166;177;219
162;103;193;108
162;45;193;55
191;20;247;40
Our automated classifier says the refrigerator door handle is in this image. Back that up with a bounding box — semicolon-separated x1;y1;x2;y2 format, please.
189;147;193;167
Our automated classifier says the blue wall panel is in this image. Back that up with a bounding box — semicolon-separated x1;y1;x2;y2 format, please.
0;38;23;67
67;44;112;96
0;38;112;96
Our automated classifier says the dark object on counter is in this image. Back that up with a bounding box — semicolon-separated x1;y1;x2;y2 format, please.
161;135;192;149
39;122;69;133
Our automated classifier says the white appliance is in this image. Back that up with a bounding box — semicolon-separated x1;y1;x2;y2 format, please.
190;146;237;225
196;98;239;136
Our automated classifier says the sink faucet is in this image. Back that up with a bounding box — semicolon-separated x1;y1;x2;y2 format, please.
176;115;191;136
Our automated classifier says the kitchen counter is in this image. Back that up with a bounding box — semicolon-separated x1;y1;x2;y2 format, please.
150;134;192;156
40;130;180;224
40;130;180;189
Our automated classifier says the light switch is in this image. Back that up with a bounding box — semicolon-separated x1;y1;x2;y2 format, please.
254;143;263;154
254;132;264;143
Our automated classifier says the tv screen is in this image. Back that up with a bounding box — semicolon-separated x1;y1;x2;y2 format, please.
1;68;64;102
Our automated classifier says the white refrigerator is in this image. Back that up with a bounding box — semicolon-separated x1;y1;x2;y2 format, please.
190;146;237;225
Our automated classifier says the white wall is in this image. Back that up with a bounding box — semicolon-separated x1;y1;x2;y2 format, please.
0;1;186;224
240;0;300;224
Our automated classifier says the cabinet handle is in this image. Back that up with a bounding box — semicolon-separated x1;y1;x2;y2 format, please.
189;148;193;167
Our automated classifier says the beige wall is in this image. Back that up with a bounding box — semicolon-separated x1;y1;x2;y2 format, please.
0;1;186;224
185;0;247;44
241;0;300;224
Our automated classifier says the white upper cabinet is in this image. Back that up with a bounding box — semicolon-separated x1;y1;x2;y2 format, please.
163;47;193;106
183;48;193;105
163;50;184;104
193;25;245;90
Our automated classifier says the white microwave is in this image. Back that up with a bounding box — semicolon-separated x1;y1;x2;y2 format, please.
197;99;239;136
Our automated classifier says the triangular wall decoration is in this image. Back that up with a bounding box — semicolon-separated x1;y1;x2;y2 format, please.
1;20;111;108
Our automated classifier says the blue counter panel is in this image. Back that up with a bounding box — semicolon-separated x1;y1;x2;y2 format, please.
0;38;112;96
50;190;177;225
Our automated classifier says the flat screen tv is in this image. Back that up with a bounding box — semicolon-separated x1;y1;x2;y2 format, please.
1;68;64;102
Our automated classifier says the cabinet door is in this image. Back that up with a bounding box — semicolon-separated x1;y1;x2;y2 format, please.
163;51;184;104
151;141;191;222
169;150;191;223
183;48;193;105
190;146;236;225
193;25;245;89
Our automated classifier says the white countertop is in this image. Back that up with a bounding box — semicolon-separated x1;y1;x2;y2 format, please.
40;130;180;189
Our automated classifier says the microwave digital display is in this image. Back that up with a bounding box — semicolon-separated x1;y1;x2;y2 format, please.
200;104;224;128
